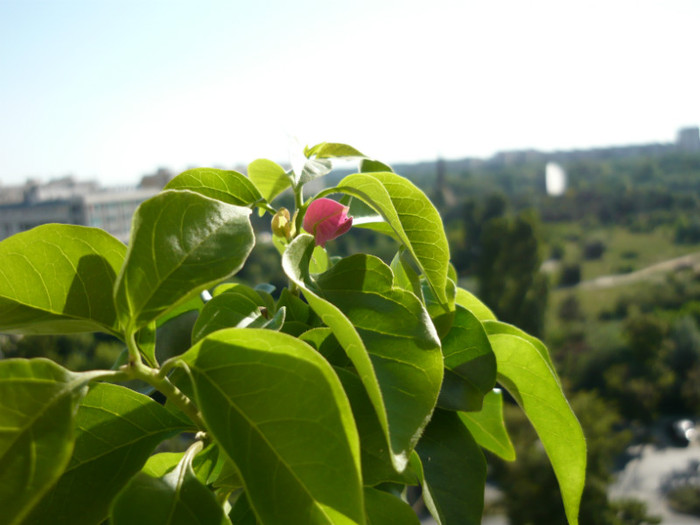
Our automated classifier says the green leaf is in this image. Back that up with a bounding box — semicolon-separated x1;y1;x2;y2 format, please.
455;287;496;322
0;359;105;525
389;249;423;300
488;332;586;525
180;328;365;525
26;382;191;525
315;254;443;450
437;306;496;412
142;452;184;478
277;288;315;337
421;277;456;338
0;224;125;335
334;368;414;486
114;190;255;331
229;492;259;525
283;235;443;471
484;320;559;384
165;167;262;207
416;409;486;525
136;321;158;366
155;310;200;364
345;197;397;238
309;245;331;274
294;157;333;188
459;389;515;461
300;328;350;368
192;284;276;343
360;159;393;173
334;171;451;310
364;487;420;525
306;142;366;159
110;443;231;525
247;159;290;203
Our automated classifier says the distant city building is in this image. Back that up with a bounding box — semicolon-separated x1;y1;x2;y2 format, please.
491;126;700;166
676;127;700;152
545;162;567;196
0;172;169;242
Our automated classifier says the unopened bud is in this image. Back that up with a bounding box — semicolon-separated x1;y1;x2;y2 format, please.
271;208;292;240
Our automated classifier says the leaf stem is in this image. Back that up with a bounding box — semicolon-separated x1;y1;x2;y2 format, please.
126;329;143;367
130;361;207;430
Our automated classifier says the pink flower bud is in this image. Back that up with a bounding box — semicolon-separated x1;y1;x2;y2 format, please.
303;198;353;247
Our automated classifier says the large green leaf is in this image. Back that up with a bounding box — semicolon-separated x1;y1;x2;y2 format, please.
247;159;291;203
315;254;443;453
459;389;515;461
0;224;125;335
165;167;262;207
364;487;420;525
437;306;496;412
0;359;107;525
26;382;191;525
488;332;586;525
283;235;443;471
180;328;365;525
114;190;255;332
332;171;451;310
110;443;231;525
416;409;486;525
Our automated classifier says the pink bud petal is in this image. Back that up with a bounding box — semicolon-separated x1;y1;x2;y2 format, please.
303;198;353;247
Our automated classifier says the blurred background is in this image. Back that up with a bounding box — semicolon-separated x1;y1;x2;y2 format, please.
2;0;700;523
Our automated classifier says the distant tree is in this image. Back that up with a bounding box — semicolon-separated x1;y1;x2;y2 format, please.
583;239;606;260
559;263;582;287
475;207;548;337
602;313;675;421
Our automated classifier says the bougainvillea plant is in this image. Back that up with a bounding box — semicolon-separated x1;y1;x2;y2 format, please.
0;142;585;525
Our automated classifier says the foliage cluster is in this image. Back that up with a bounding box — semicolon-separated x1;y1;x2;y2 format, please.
0;144;585;524
427;151;700;521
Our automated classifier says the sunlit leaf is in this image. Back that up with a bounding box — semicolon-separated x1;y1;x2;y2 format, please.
360;159;393;173
165;167;262;207
283;235;443;472
26;382;191;525
180;328;365;524
247;159;290;203
306;142;366;159
484;320;559;384
114;190;255;331
459;389;515;461
0;359;109;525
0;224;125;335
333;171;451;310
488;332;586;525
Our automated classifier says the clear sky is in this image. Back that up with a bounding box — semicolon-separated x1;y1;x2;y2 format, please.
1;0;698;186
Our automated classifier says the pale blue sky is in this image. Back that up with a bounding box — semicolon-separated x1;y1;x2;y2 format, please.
1;0;699;186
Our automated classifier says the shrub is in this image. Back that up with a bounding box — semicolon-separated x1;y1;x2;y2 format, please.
0;143;585;524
